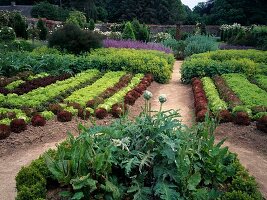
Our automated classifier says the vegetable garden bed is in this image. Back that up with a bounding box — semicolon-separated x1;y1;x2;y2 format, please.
0;70;153;140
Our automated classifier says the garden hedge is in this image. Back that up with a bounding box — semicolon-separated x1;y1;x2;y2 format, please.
0;48;175;84
181;50;267;83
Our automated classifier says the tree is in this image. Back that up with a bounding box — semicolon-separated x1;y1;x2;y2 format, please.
66;11;87;28
122;22;135;40
37;19;48;40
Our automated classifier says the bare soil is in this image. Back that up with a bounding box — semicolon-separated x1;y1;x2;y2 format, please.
0;61;267;199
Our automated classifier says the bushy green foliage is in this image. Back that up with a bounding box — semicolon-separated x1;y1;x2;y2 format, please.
36;19;48;41
16;156;51;200
162;38;186;59
0;48;174;83
10;12;28;39
220;24;267;50
87;48;174;83
66;11;87;28
132;19;149;42
181;50;267;83
122;22;135;40
31;2;69;21
0;40;36;52
48;24;103;54
254;74;267;91
184;35;218;57
0;26;16;41
88;19;95;31
16;107;262;199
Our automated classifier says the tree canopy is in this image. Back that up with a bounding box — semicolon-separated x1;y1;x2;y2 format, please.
193;0;267;25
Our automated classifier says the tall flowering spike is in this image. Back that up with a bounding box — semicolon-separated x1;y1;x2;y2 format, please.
159;94;167;103
143;90;153;100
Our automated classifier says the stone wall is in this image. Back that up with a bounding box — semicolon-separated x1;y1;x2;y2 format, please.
96;23;221;37
0;5;32;17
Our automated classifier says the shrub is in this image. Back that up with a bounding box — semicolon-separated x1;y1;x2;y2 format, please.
37;19;48;41
88;19;95;31
10;119;27;133
162;38;186;59
0;48;174;83
16;156;48;200
57;110;72;122
95;108;108;119
152;32;172;43
31;2;69;21
0;124;11;140
132;19;149;42
48;24;103;54
0;26;16;41
31;114;46;127
66;11;87;28
184;35;218;57
181;50;267;84
122;22;135;40
10;12;27;39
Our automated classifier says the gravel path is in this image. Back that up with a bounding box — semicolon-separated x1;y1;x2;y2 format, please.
0;61;267;199
149;61;194;126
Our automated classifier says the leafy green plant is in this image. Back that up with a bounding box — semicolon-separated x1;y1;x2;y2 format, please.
162;38;186;59
36;19;48;41
98;73;144;111
184;35;218;57
0;26;16;42
1;69;100;108
122;22;135;40
48;24;103;54
66;11;87;28
5;79;25;90
181;50;267;83
223;73;267;108
201;77;228;113
65;71;126;106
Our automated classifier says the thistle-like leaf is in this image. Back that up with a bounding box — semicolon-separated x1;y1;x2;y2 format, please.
154;181;181;200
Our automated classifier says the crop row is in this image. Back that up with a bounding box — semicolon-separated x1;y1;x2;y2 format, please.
0;73;71;95
192;75;267;130
0;71;154;138
181;49;267;83
65;71;126;106
0;69;101;109
222;73;267;108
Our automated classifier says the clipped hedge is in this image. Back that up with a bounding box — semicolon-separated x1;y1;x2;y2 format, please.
0;48;174;83
181;50;267;83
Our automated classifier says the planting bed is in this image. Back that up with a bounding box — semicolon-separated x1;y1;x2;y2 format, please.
0;70;153;140
191;74;267;132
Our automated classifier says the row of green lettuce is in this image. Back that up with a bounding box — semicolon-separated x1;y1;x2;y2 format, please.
0;69;100;109
0;47;175;84
201;74;267;120
181;50;267;83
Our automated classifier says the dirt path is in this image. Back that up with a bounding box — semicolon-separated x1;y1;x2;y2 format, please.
149;61;194;126
0;61;267;199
